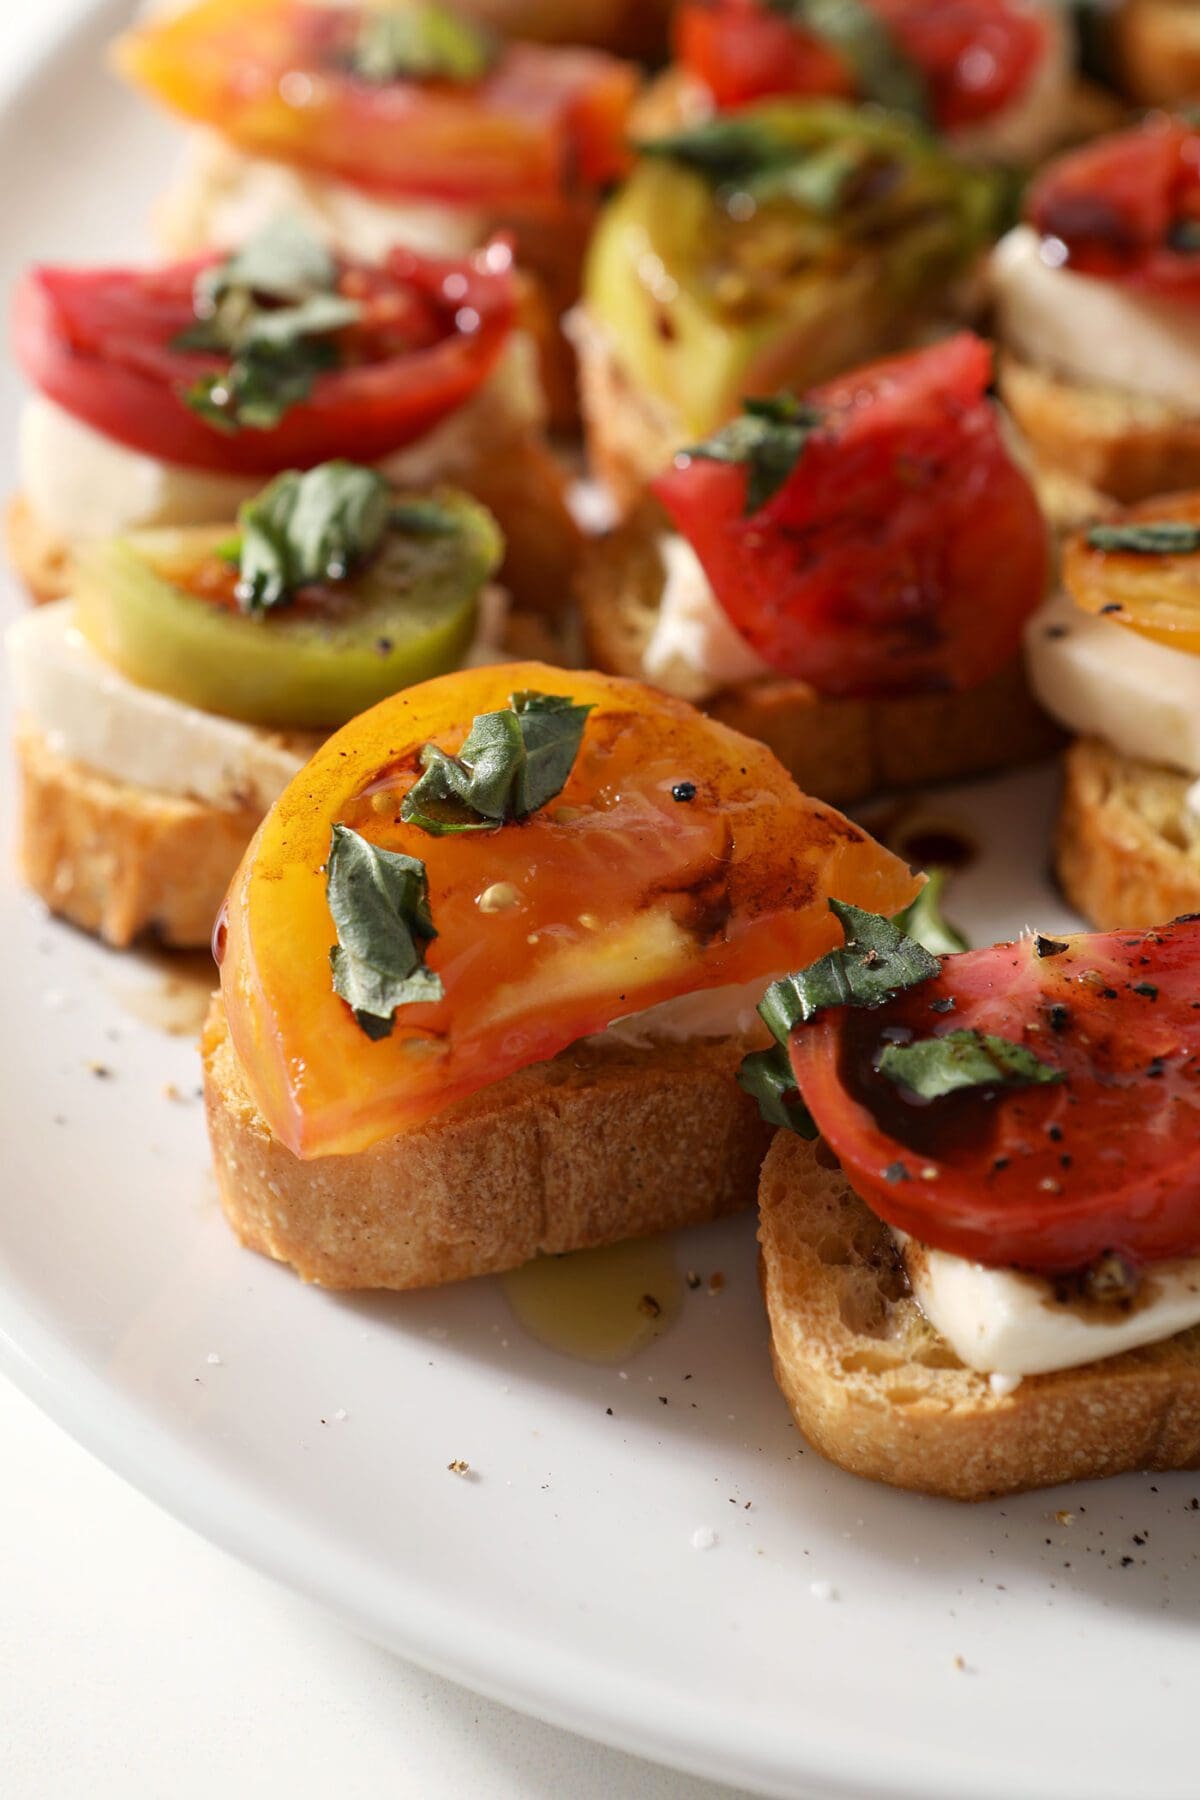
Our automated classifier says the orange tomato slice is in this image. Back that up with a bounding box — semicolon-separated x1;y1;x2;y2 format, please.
218;662;918;1158
1063;492;1200;656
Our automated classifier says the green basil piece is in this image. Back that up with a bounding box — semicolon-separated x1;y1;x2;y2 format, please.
759;899;941;1039
770;0;929;123
638;116;803;187
736;1045;819;1137
327;824;444;1040
349;3;496;84
401;691;594;836
684;394;824;513
878;1028;1064;1101
892;869;969;957
235;462;392;612
1086;521;1200;557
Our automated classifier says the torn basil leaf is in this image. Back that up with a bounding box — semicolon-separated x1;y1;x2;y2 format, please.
235;462;392;612
759;899;940;1041
893;868;968;957
639;116;804;187
388;497;462;537
401;692;594;836
191;216;340;318
684;394;823;513
349;2;495;84
768;0;929;123
327;824;444;1040
878;1029;1064;1101
1086;521;1200;557
736;1045;818;1137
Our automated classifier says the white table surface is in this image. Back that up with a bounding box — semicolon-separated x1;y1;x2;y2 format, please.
0;4;758;1795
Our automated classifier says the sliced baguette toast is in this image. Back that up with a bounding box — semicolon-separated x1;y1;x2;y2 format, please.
576;504;1062;805
758;1131;1200;1500
998;352;1200;508
1056;736;1200;930
203;995;772;1289
1113;0;1200;106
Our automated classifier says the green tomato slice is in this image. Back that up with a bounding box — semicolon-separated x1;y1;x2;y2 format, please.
73;489;503;731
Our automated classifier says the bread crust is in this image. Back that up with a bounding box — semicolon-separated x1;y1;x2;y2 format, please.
1057;736;1200;930
1113;0;1200;105
576;505;1061;804
15;725;259;949
998;352;1200;507
572;308;683;518
203;996;772;1289
759;1131;1200;1500
7;493;74;604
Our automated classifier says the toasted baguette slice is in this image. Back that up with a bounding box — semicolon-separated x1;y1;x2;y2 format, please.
576;505;1061;804
203;996;771;1289
1113;0;1200;105
1056;736;1200;930
998;352;1200;508
16;725;261;949
759;1131;1200;1499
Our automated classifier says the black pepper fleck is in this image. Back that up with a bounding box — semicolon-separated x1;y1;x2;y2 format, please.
671;780;697;803
1035;935;1069;958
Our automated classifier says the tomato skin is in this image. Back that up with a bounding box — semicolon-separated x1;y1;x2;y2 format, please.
219;661;919;1159
1027;116;1200;304
651;334;1048;700
789;921;1200;1274
674;0;1046;131
115;0;635;210
11;241;515;475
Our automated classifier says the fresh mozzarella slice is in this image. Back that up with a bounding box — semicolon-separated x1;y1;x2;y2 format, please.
992;224;1200;411
642;533;771;703
1025;590;1200;776
602;976;773;1047
900;1231;1200;1379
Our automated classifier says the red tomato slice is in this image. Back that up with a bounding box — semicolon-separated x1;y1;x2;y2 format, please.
12;241;514;474
790;920;1200;1273
674;0;1046;131
651;334;1048;700
1027;115;1200;303
115;0;635;210
218;661;919;1158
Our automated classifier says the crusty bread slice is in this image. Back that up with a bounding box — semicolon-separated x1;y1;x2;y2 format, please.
571;308;685;519
1056;736;1200;930
759;1131;1200;1499
203;996;771;1289
998;352;1200;508
1112;0;1200;105
576;504;1061;804
15;726;261;949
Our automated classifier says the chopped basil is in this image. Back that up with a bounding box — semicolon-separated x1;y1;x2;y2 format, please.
388;497;462;537
768;0;929;123
736;1045;818;1137
1086;521;1200;557
878;1028;1064;1101
760;900;940;1039
638;116;801;187
175;217;359;433
348;3;495;84
234;462;392;612
684;394;823;513
401;691;594;836
893;869;968;957
327;824;444;1040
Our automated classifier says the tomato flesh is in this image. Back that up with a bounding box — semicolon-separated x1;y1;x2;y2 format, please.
652;333;1048;699
1027;116;1200;304
12;241;514;474
1063;492;1200;656
219;662;919;1158
115;0;635;209
790;921;1200;1273
674;0;1047;131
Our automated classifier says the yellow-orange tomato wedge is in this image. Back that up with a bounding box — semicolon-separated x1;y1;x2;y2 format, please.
218;663;918;1158
1064;493;1200;655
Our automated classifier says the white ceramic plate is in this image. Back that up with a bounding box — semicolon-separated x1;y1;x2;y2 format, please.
5;11;1200;1799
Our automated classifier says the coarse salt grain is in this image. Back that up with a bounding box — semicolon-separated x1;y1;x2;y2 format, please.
809;1580;837;1601
205;1353;222;1366
690;1527;716;1551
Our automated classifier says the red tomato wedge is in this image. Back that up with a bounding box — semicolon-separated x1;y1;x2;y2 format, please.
218;662;918;1159
1027;115;1200;303
114;0;636;210
674;0;1047;131
790;920;1200;1273
12;241;514;474
652;334;1048;700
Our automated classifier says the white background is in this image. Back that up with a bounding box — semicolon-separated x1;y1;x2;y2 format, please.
0;3;751;1794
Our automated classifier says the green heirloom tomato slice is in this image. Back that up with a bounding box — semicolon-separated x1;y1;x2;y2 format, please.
73;489;502;731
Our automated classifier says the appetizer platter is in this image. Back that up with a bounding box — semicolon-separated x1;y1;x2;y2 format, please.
8;3;1200;1796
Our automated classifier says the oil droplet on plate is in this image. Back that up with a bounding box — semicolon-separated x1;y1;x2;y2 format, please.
501;1235;682;1363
